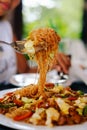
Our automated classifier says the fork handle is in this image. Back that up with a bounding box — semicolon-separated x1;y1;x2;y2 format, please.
0;40;11;45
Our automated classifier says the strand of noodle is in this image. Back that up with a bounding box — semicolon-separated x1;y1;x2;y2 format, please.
37;50;48;95
30;28;59;96
14;28;60;98
14;84;38;98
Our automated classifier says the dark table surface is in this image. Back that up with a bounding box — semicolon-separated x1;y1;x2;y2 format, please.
0;125;16;130
0;81;87;130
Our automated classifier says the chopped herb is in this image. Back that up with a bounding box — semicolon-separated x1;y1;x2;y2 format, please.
83;105;87;116
23;54;30;60
77;90;84;95
0;103;16;108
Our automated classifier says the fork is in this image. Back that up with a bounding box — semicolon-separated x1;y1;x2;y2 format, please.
0;40;26;54
0;40;50;54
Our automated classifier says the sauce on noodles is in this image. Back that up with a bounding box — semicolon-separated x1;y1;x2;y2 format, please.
15;28;60;97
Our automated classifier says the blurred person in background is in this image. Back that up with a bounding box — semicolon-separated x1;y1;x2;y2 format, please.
0;0;20;89
0;0;71;90
0;0;39;90
61;0;87;92
61;38;87;82
63;38;87;93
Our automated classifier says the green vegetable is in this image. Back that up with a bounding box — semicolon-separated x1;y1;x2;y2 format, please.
23;54;30;60
49;53;54;59
22;97;35;103
0;103;16;108
83;105;87;116
76;108;83;116
60;94;68;98
77;90;84;95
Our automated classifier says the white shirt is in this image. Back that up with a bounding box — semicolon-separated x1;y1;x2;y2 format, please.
61;38;87;85
0;20;17;84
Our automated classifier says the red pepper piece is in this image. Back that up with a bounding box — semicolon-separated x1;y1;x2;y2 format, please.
68;96;77;101
14;111;33;121
13;99;23;106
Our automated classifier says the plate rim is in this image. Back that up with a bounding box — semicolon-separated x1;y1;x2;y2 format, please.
9;73;39;87
9;72;69;87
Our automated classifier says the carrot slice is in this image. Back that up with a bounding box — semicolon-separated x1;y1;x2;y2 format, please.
68;96;77;100
14;111;33;121
13;99;23;106
0;98;4;102
5;92;13;96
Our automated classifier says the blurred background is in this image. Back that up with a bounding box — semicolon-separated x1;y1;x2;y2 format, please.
7;0;87;52
7;0;84;38
5;0;87;90
22;0;83;39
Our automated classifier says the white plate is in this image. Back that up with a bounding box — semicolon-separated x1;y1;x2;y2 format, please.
0;89;87;130
9;71;69;87
47;74;69;84
10;73;39;87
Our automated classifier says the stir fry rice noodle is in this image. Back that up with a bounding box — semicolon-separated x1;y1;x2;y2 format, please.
1;28;87;127
15;28;60;97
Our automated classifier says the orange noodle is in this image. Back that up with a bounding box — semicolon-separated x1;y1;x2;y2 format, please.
14;28;60;97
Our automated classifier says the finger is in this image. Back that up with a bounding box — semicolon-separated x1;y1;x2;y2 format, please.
59;53;71;67
58;53;71;73
54;65;62;72
57;56;69;74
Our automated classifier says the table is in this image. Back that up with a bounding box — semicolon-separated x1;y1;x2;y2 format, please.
0;125;15;130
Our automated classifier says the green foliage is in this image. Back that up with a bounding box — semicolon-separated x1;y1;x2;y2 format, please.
22;0;83;39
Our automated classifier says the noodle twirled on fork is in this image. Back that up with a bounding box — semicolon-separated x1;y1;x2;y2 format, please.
14;28;60;97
